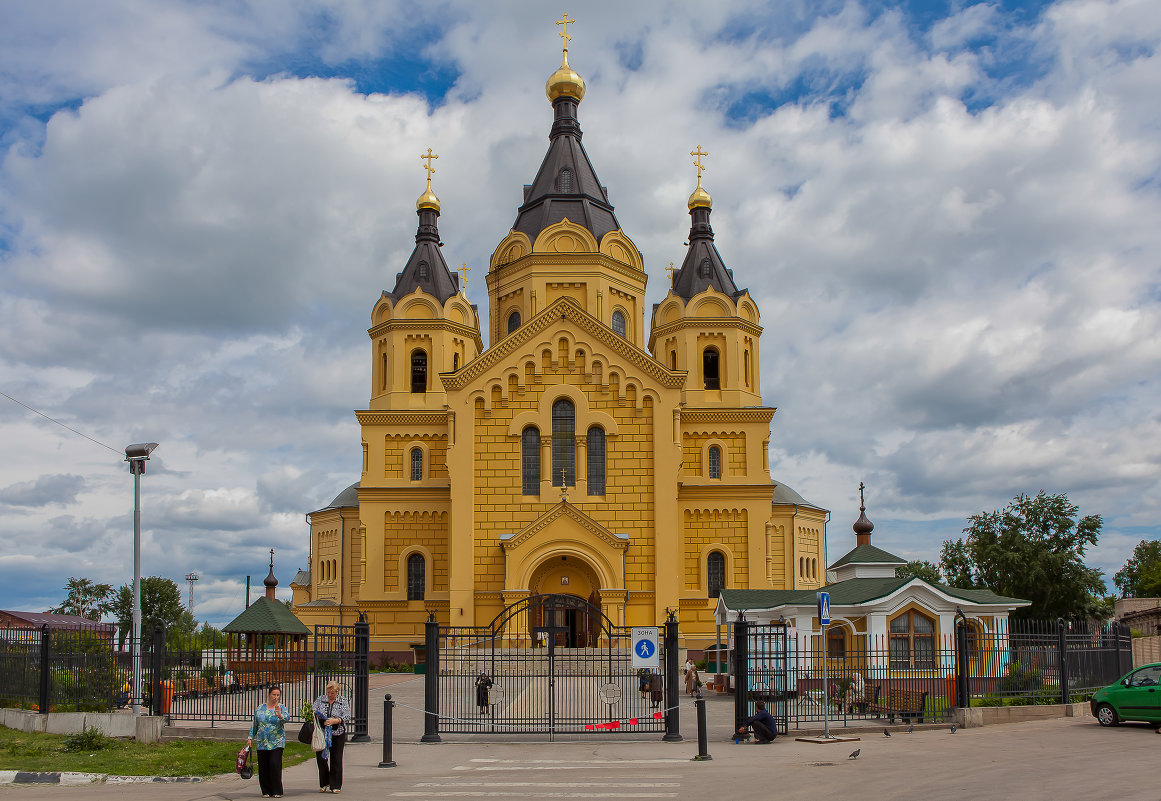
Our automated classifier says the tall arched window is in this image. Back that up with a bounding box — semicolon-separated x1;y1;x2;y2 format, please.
586;426;605;495
744;350;751;387
703;347;720;390
522;426;540;495
410;349;427;393
508;310;521;334
410;447;423;481
708;446;722;479
611;310;626;338
558;167;573;193
406;553;425;601
889;611;936;669
452;353;459;371
707;551;726;599
670;351;677;370
552;399;576;486
699;258;712;279
417;260;429;280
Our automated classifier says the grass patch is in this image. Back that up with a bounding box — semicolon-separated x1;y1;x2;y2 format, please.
0;726;313;777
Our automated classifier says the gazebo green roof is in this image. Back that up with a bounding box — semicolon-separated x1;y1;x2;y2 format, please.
828;544;907;569
222;596;312;635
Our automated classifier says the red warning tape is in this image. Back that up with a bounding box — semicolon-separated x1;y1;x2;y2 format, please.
584;711;664;730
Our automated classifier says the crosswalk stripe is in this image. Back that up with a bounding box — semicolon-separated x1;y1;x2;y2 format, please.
392;793;678;798
415;782;680;788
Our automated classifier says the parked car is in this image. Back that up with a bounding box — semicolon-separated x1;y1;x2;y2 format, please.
1090;662;1161;727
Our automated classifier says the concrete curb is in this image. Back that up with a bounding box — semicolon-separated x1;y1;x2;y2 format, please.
0;770;204;785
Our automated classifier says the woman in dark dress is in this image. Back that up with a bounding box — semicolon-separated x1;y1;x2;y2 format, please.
475;671;492;714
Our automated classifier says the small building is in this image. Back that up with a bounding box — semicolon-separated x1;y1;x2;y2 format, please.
221;554;311;688
0;610;115;643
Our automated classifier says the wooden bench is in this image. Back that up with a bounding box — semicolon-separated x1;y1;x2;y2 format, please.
868;688;927;722
182;676;217;697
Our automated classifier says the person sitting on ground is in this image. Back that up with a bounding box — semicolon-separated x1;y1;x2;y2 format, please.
737;700;777;743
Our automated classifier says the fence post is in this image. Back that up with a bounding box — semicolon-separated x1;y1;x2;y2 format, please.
150;623;165;718
954;610;969;708
378;693;397;768
421;614;440;743
732;613;749;740
692;692;712;761
1111;622;1129;678
352;618;370;742
1056;618;1069;705
37;624;50;714
663;610;682;742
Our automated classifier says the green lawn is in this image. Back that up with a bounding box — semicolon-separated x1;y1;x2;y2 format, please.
0;726;314;777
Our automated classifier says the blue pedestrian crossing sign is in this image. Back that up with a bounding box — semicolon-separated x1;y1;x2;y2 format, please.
817;591;831;625
631;627;659;669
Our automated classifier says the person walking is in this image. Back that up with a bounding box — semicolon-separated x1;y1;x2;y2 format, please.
684;657;699;696
475;671;493;715
247;685;288;798
312;680;353;794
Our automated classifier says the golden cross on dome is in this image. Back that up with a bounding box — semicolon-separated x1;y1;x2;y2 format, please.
556;12;575;51
691;146;708;181
458;262;470;294
420;148;439;180
560;467;569;501
666;261;676;286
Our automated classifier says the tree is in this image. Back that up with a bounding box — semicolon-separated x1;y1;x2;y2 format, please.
895;560;943;584
1114;539;1161;598
938;491;1106;620
47;577;113;621
109;577;195;648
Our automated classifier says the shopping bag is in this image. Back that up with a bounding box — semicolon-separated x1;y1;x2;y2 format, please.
311;719;327;752
297;720;314;745
235;746;253;779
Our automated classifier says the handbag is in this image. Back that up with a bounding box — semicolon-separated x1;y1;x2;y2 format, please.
235;746;253;780
297;720;314;745
311;716;327;752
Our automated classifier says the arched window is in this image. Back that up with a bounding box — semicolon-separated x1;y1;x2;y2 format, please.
508;310;521;334
406;553;425;601
452;353;459;371
611;310;626;338
410;349;427;393
381;352;388;390
744;350;751;387
522;427;540;495
558;167;573;193
586;426;605;495
707;551;726;599
708;446;722;479
699;258;712;279
551;399;575;486
889;610;936;669
410;447;423;481
670;351;677;370
827;627;846;659
703;347;720;390
799;557;805;578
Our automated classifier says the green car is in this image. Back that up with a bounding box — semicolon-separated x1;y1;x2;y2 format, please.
1090;662;1161;726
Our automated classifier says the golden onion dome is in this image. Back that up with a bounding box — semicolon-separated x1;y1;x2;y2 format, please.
546;52;586;102
687;178;712;210
416;179;440;212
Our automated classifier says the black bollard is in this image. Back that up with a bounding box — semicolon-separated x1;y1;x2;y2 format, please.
378;693;397;768
691;693;712;761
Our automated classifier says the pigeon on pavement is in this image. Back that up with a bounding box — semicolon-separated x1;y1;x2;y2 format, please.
950;723;958;734
883;728;891;737
849;748;861;759
906;722;914;733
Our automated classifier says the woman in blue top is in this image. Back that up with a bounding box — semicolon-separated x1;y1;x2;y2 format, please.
247;685;288;798
312;680;353;794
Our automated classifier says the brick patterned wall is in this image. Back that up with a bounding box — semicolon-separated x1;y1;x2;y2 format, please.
383;511;449;592
683;508;748;590
681;432;747;477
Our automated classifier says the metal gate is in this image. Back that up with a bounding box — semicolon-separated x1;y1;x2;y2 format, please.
429;595;677;739
735;620;791;736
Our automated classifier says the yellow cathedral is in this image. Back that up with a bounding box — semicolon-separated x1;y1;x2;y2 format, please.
291;25;829;658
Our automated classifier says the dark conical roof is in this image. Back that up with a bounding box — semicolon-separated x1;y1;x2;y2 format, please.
386;206;460;304
511;95;621;244
671;204;744;301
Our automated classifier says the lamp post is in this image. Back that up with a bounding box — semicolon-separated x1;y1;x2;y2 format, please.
125;442;158;714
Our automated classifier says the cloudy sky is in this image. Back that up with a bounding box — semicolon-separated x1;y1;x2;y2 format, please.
1;0;1158;626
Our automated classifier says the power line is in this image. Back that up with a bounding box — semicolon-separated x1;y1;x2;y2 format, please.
0;390;122;456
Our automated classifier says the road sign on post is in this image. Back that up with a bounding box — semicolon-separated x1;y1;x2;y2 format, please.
817;591;831;625
631;627;659;669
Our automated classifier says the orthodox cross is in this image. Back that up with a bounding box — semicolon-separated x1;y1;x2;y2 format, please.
420;148;438;180
560;467;568;502
556;12;575;51
665;261;676;287
268;548;274;569
691;145;708;181
458;263;470;294
858;481;866;511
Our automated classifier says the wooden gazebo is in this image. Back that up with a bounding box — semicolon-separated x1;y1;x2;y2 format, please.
222;554;311;688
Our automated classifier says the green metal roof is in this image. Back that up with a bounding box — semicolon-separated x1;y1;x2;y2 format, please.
222;596;312;635
828;544;906;569
719;577;1028;612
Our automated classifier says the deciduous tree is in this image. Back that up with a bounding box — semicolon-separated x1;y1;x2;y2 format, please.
47;577;113;621
1114;539;1161;598
895;560;943;584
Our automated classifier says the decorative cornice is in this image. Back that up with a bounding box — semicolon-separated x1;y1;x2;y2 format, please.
501;500;628;552
369;318;484;351
442;297;684;391
486;252;647;286
680;408;775;424
356;486;451;502
355;411;450;426
649;316;763;339
678;484;780;502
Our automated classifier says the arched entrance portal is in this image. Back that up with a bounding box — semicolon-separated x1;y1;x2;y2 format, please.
527;555;602;648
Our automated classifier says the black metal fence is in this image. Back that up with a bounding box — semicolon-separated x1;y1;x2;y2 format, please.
736;617;1133;731
0;620;369;738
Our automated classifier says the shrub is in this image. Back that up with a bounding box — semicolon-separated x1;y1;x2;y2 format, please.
62;725;113;752
998;661;1048;694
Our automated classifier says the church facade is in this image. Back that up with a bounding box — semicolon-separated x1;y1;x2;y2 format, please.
291;31;829;656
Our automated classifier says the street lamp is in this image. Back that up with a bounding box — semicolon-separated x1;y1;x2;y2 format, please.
125;442;158;714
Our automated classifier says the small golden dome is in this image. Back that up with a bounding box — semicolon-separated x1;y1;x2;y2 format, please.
546;52;586;102
416;179;440;212
687;178;712;210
